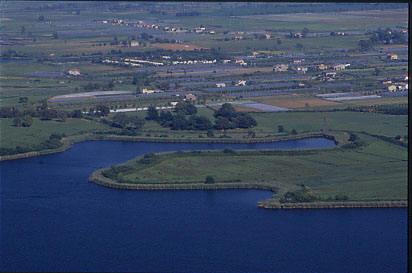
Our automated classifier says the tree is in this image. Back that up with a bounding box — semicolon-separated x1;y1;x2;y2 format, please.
18;97;28;104
175;101;197;115
159;111;174;126
206;129;214;137
52;32;58;39
235;113;257;128
146;106;159;121
205;176;215;184
95;105;110;116
20;26;26;34
276;38;282;45
302;27;309;38
38;15;45;22
170;114;189;130
214;103;236;118
71;109;83;118
21;116;33;127
291;129;297;135
188;116;212;130
214;116;234;130
13;117;22;127
277;125;284;133
247;130;256;138
358;39;373;51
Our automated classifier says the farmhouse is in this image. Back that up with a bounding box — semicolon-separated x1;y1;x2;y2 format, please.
273;64;289;72
184;93;197;101
129;41;139;47
296;66;308;74
293;32;303;38
236;80;247;86
387;53;398;60
333;64;350;71
68;68;81;76
387;85;397;92
142;88;162;94
216;83;226;88
318;64;328;70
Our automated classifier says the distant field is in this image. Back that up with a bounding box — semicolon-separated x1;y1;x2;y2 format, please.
236;8;408;31
251;111;408;137
253;95;340;109
0;118;113;149
151;43;207;51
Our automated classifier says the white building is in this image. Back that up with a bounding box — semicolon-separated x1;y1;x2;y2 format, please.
273;64;289;72
236;80;247;86
68;69;81;76
216;83;226;88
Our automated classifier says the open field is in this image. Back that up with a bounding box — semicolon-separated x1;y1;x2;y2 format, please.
0;118;114;149
253;95;340;109
151;43;207;51
95;132;407;202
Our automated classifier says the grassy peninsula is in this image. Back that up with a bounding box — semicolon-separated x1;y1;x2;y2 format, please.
90;131;407;208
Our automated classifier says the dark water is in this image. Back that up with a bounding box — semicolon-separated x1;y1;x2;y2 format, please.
0;138;407;272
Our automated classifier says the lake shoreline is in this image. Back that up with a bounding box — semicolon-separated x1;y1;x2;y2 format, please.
258;200;407;209
89;166;406;210
0;132;336;162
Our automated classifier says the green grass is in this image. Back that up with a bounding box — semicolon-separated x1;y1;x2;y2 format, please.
251;111;408;137
0;118;113;149
106;133;407;201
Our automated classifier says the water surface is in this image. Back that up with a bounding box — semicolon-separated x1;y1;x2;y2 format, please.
0;138;406;272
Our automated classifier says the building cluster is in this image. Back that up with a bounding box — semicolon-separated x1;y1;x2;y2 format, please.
97;19;216;35
383;75;409;92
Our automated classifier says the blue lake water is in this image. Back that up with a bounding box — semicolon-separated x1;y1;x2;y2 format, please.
0;138;407;272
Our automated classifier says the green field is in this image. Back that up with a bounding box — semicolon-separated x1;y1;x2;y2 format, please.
0;110;407;155
0;117;113;149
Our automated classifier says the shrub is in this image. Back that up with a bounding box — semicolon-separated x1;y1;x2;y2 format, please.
205;176;215;184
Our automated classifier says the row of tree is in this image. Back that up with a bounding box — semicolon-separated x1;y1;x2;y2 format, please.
359;28;408;51
146;102;258;131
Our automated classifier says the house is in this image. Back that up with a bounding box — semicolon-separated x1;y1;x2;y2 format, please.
404;75;408;81
273;64;289;72
388;53;398;60
293;32;303;38
68;68;81;76
333;64;350;71
222;59;231;64
298;83;305;87
236;80;247;86
184;93;197;101
293;59;304;64
318;64;328;70
129;41;139;47
142;88;156;94
170;101;179;106
265;33;271;39
235;59;247;66
216;83;226;88
296;66;308;74
387;85;397;92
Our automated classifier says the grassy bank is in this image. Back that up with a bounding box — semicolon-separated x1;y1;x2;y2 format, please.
90;132;407;208
0;110;407;159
